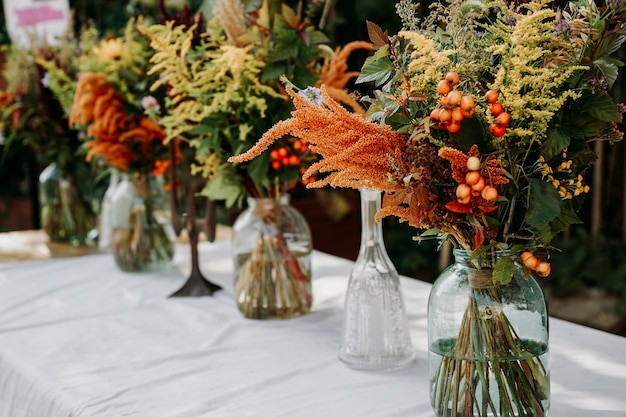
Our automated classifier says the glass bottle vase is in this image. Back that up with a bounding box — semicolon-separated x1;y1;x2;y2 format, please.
428;249;550;417
110;171;175;272
231;194;313;319
338;188;414;371
38;162;96;245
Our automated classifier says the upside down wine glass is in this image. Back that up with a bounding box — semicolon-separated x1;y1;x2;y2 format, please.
338;188;414;370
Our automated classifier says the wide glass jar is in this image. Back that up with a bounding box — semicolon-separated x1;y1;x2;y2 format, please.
231;194;313;319
110;171;175;272
38;162;96;244
428;249;550;417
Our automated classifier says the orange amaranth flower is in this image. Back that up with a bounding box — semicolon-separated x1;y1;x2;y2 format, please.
229;85;405;191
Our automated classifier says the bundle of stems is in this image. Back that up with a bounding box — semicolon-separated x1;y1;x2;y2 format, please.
234;217;312;319
431;285;550;417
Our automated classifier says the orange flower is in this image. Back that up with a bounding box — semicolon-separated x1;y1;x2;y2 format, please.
229;85;405;191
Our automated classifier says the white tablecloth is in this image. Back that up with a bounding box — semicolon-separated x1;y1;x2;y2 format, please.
0;240;625;417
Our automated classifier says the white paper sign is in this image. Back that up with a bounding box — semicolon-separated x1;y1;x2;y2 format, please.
3;0;71;47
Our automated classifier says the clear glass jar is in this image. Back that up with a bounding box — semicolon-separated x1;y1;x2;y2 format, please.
231;194;313;319
110;171;175;272
38;162;96;245
97;168;120;252
338;188;414;371
428;249;550;417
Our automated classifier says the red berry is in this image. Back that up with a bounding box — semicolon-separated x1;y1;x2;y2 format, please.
271;160;281;170
490;102;504;116
495;112;511;126
288;154;300;165
490;123;506;137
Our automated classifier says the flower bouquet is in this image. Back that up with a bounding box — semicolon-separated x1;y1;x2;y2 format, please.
64;18;176;271
229;0;624;412
140;0;371;317
0;33;98;244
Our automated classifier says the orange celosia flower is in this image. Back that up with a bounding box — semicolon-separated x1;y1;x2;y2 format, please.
71;72;166;171
229;85;405;192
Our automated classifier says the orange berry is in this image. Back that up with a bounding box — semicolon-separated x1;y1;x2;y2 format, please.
437;79;451;95
521;251;534;263
430;107;441;122
490;102;504;116
490;123;507;137
495;112;511;126
271;160;281;170
447;121;461;133
460;95;475;110
485;89;499;104
277;147;288;158
288;154;300;165
439;108;452;123
523;255;540;270
460;95;475;109
456;183;471;201
281;157;290;166
467;156;481;171
451;107;464;123
481;185;498;201
465;171;481;186
536;261;551;277
270;149;279;160
471;176;486;193
445;71;460;86
447;90;462;108
293;139;302;150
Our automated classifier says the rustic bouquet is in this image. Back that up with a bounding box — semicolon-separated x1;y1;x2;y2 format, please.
59;18;175;270
1;33;98;243
230;0;625;412
140;0;371;317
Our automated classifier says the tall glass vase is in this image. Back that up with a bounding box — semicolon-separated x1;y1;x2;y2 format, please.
428;249;550;417
231;194;313;319
110;171;175;272
338;188;414;370
38;162;96;244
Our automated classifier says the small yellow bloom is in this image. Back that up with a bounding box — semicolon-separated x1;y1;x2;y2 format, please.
93;39;124;61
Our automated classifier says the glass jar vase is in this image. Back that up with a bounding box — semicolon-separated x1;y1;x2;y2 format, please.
338;188;414;370
110;171;175;272
38;162;96;244
231;194;313;319
428;249;550;417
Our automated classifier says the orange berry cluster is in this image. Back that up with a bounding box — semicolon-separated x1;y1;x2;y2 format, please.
269;139;308;170
484;90;510;138
521;251;551;277
430;72;476;134
455;156;499;204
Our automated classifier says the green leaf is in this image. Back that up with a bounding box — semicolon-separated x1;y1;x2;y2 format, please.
524;178;561;230
453;117;488;151
594;56;622;88
261;62;288;82
355;56;393;86
493;255;515;285
581;93;621;122
540;126;571;159
595;34;625;59
202;169;244;208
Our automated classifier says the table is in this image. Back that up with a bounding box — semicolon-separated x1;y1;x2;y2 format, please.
0;240;625;417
